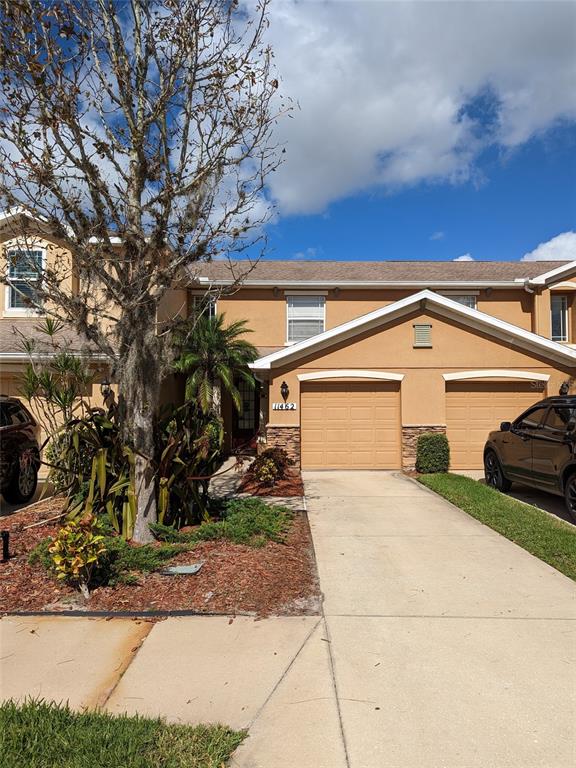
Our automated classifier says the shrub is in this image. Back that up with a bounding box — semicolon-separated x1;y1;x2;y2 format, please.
248;447;293;486
416;432;450;473
48;516;107;598
151;497;293;548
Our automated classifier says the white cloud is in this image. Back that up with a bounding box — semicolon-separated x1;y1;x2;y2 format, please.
262;1;576;215
453;254;474;261
293;247;319;260
521;232;576;261
430;231;445;241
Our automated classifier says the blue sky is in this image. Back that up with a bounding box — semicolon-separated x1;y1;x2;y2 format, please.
265;121;576;263
252;1;576;264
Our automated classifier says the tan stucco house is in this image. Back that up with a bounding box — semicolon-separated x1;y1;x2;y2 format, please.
2;208;576;471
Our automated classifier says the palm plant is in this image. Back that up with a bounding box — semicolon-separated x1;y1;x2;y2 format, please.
173;314;258;415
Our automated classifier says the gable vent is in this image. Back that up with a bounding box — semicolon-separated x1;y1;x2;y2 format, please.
413;323;432;348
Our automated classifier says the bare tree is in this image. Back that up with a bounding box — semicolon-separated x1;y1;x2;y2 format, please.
0;0;283;541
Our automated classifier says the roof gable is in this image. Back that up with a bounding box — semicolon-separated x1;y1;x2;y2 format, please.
251;290;576;370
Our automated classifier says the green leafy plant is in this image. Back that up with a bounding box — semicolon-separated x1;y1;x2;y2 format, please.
30;532;184;587
48;516;107;598
173;314;258;415
247;447;294;487
17;317;94;442
152;497;293;548
416;432;450;473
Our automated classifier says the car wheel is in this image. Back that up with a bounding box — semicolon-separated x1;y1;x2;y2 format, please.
563;474;576;523
3;452;38;504
484;450;511;492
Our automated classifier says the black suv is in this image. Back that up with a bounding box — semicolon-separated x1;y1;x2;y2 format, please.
0;396;41;504
484;396;576;521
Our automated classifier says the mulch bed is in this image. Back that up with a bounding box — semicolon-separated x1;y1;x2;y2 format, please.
237;469;304;497
0;497;321;617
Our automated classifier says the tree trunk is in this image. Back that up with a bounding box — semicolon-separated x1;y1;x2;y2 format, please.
117;330;163;543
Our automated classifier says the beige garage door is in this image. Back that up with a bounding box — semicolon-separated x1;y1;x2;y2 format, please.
301;381;401;469
446;381;543;469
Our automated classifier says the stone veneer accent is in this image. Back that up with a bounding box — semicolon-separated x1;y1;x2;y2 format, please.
401;425;446;471
263;425;301;467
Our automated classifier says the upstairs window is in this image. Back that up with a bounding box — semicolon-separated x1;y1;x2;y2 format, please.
551;295;568;342
191;293;217;320
6;249;43;311
450;294;477;310
287;295;325;343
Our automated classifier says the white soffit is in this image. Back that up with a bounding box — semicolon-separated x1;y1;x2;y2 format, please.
298;370;404;382
443;370;550;382
530;261;576;286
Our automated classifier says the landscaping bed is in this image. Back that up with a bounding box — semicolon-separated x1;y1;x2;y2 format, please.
0;497;321;616
237;468;304;497
0;699;244;768
419;473;576;581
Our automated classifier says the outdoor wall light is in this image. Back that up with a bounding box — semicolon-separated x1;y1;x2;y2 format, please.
100;377;112;398
280;381;289;401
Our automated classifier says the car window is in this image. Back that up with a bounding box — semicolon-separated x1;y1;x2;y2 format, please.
513;405;547;431
542;406;576;434
0;403;10;428
0;402;29;427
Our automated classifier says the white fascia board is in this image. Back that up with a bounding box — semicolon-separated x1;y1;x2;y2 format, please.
252;289;576;370
530;261;576;286
197;277;523;289
443;370;550;382
298;370;404;382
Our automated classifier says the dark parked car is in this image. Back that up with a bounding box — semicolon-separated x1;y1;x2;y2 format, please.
0;395;41;504
484;395;576;521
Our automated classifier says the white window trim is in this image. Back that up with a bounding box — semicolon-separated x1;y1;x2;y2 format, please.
551;294;569;343
189;291;217;319
4;246;46;317
286;294;326;345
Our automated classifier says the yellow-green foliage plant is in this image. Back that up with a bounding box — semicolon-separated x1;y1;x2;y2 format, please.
49;516;107;599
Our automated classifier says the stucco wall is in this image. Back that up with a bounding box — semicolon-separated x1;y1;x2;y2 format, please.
262;310;575;430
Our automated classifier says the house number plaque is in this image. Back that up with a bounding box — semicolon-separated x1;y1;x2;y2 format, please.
272;402;297;410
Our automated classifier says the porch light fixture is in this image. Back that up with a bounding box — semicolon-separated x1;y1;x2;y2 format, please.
280;381;289;401
100;377;112;398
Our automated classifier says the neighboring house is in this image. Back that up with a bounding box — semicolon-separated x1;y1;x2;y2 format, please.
1;207;576;471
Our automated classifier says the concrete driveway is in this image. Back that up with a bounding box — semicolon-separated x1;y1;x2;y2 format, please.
305;470;576;768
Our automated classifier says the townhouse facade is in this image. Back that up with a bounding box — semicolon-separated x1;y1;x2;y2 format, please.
1;207;576;471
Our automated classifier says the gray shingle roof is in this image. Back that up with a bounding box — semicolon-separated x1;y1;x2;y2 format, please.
0;319;95;356
197;260;568;284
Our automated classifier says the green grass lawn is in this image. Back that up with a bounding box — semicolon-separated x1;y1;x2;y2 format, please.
418;473;576;581
0;699;245;768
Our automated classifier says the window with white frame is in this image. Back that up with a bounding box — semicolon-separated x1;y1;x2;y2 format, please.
191;293;217;320
551;294;568;342
286;295;325;343
6;249;44;311
448;294;477;309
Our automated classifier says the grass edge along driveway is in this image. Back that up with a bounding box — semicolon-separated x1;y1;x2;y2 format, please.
0;699;246;768
418;473;576;582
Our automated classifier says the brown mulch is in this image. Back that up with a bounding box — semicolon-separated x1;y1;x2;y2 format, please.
0;497;321;617
238;469;304;497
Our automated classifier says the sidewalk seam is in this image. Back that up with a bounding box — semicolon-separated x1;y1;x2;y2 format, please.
322;615;352;768
97;620;154;710
245;617;322;730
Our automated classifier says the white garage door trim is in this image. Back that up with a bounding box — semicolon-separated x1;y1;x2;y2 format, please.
443;369;550;382
298;369;404;382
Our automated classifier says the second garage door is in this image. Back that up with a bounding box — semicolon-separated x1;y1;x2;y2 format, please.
446;381;544;469
300;381;401;469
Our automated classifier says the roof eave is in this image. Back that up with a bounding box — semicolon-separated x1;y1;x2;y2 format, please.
251;289;576;371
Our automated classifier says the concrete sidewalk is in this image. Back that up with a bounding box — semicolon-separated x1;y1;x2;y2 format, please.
1;471;574;767
305;470;576;768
